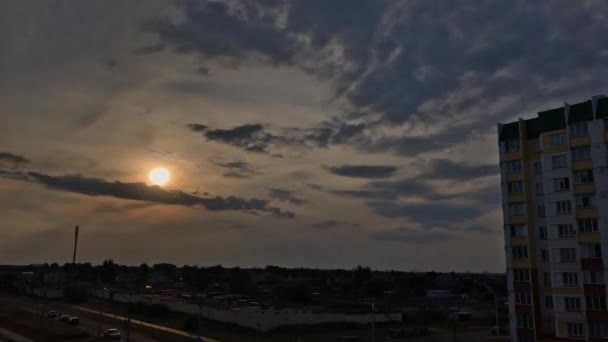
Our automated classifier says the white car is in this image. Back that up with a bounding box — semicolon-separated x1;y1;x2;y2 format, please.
103;328;122;340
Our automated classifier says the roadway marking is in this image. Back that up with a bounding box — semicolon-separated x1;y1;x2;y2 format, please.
71;306;221;342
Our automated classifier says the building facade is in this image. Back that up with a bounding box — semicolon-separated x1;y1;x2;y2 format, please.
499;95;608;341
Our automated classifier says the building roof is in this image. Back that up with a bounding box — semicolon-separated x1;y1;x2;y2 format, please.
524;118;540;139
498;122;519;141
538;106;566;132
567;100;593;123
597;97;608;119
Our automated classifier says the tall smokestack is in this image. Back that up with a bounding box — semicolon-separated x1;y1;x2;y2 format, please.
72;226;79;265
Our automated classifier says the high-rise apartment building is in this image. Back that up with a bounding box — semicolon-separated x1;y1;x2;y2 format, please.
499;95;608;341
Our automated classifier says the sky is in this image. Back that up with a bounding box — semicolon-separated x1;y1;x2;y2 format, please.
1;0;608;272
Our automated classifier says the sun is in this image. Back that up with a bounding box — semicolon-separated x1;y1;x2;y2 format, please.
149;167;170;186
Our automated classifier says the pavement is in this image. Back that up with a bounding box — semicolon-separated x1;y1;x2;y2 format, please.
0;327;35;342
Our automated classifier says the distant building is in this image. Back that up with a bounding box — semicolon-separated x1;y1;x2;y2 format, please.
498;95;608;341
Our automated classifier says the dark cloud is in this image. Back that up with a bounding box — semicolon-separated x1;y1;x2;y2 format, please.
326;165;397;179
313;219;358;230
268;188;306;206
421;159;498;180
368;201;483;228
1;171;294;218
372;227;453;244
186;123;208;132
157;0;608;158
0;152;30;165
209;158;262;179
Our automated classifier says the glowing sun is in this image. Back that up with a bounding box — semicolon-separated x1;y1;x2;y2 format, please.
149;167;170;186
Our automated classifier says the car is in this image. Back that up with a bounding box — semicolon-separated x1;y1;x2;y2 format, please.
59;314;71;322
68;317;80;325
45;310;58;319
103;328;122;340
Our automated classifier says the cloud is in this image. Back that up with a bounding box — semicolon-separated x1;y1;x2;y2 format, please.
421;159;497;180
313;219;358;230
268;188;306;205
367;201;483;228
325;165;397;179
209;158;261;178
1;170;294;218
188;123;276;155
372;227;453;244
0;152;30;166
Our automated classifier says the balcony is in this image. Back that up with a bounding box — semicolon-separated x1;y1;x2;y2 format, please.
573;159;593;170
508;193;525;203
512;259;530;268
583;284;606;296
503;151;521;161
570;135;591;147
506;172;523;182
511;237;528;246
510;215;527;224
579;232;601;244
581;258;603;270
574;183;595;194
576;207;598;219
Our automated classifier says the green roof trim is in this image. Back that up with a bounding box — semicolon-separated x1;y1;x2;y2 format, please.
597;97;608;119
538;106;565;132
568;100;593;123
525;118;540;139
499;122;520;141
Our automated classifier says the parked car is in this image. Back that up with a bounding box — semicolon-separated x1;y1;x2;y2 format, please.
45;310;58;319
68;317;80;325
59;314;71;322
103;328;122;340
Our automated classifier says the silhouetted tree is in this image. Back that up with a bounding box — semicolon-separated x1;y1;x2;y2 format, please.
228;267;252;293
100;259;117;283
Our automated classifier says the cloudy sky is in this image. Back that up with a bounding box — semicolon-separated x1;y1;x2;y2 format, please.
1;1;607;272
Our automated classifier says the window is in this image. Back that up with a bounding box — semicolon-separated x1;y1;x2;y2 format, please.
563;272;579;287
567;322;584;337
543;272;552;286
514;269;530;282
590;321;608;338
508;181;523;193
556;200;572;215
545;295;553;309
515;291;531;305
565;297;581;311
512;246;528;259
571;145;591;160
552;155;568;168
517;313;533;329
560;248;577;262
533;161;542;174
535;182;544;195
587;296;607;311
510;225;528;237
570;122;588;137
576;195;594;208
553;177;570;191
538;226;547;240
504;160;522;173
574;169;594;184
551;133;564;146
506;139;520;152
583;244;602;258
558;224;576;238
579;218;599;233
537;204;546;217
589;271;605;284
541;249;549;262
510;203;526;216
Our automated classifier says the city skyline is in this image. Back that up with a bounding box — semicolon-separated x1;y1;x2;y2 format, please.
2;1;608;271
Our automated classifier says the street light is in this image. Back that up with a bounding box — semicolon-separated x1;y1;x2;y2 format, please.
102;287;133;342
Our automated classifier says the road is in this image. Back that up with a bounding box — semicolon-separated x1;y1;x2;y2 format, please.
0;294;157;342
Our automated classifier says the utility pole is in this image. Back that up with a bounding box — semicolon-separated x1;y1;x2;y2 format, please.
198;295;202;341
72;226;79;265
371;302;376;342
